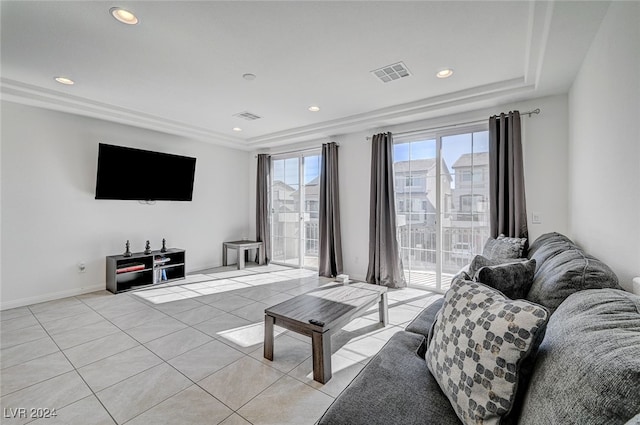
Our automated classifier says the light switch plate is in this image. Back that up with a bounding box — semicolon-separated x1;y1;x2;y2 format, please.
531;212;542;224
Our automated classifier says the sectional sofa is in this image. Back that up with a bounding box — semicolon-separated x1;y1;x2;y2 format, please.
319;233;640;425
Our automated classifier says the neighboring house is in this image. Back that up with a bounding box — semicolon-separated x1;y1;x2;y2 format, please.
273;177;321;260
447;152;490;265
394;159;453;264
450;152;489;222
394;153;490;272
394;158;453;227
290;177;320;256
270;180;297;259
299;176;320;220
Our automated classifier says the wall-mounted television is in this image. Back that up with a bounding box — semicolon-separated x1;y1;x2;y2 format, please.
95;143;196;201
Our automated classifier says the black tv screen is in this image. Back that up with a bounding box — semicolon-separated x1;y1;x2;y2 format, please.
95;143;196;201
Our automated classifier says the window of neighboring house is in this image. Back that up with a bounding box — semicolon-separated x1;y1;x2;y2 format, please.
405;176;414;186
459;194;486;221
461;194;485;209
444;194;452;213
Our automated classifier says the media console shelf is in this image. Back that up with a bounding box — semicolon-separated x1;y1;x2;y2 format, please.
106;248;186;293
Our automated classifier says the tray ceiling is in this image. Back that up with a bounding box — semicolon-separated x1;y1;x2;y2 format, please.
1;1;610;149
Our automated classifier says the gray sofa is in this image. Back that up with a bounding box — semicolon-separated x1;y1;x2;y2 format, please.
319;233;640;425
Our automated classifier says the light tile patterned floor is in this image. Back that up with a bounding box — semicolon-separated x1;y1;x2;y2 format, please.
0;265;441;425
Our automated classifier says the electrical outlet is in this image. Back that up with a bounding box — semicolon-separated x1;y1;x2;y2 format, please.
77;262;86;273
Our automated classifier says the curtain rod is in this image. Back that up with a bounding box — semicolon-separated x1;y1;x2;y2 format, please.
254;144;338;158
365;108;540;141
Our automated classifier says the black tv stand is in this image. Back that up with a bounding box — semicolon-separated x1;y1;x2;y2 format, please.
106;248;185;293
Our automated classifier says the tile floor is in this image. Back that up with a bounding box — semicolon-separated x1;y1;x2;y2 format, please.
0;265;441;425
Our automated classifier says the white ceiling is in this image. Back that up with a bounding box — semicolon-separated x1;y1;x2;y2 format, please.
1;1;610;150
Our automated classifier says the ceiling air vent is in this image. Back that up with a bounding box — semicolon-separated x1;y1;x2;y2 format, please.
371;62;411;83
234;111;262;121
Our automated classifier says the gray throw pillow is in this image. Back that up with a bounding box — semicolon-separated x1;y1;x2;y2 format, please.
482;235;527;260
468;255;524;277
475;259;536;300
426;279;549;425
497;234;527;256
519;289;640;424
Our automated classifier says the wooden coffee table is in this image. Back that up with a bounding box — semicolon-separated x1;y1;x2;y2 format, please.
264;282;388;384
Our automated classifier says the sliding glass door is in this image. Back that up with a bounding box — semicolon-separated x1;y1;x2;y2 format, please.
270;152;321;269
394;127;489;291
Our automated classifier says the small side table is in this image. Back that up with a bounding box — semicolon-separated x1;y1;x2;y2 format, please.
222;240;263;269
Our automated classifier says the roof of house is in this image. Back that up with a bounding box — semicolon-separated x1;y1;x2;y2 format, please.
452;152;489;168
272;180;296;192
394;158;452;180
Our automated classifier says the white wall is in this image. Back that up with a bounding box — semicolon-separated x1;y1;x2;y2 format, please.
568;2;640;292
1;102;251;309
250;94;570;282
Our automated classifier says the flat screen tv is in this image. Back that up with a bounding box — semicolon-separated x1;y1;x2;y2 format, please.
95;143;196;201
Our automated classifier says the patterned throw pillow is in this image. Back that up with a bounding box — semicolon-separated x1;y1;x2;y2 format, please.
496;234;527;256
475;259;537;300
426;279;549;425
482;235;527;260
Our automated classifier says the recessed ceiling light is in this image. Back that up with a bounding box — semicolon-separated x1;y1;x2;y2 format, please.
110;7;139;25
436;68;454;79
54;76;75;85
232;127;243;132
308;106;320;112
242;73;256;81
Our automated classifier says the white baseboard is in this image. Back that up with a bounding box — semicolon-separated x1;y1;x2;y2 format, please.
0;283;106;311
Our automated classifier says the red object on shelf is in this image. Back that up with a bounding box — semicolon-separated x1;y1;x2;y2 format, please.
116;264;145;274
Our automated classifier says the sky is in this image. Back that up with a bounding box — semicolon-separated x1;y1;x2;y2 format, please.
272;154;321;186
393;131;489;171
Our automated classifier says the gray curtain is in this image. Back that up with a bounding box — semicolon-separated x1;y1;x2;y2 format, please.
366;132;406;288
489;111;528;239
318;142;343;277
255;154;271;265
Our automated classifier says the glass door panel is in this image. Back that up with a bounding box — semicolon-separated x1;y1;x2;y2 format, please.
271;157;301;267
394;128;488;292
270;152;321;269
440;131;490;287
302;155;321;269
394;139;437;287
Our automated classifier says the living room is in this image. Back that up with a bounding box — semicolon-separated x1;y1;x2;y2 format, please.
1;1;639;425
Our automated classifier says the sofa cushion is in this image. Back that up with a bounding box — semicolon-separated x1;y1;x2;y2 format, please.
482;235;526;260
405;297;445;338
426;279;549;425
475;259;536;300
519;289;640;424
526;232;573;263
318;331;460;425
526;232;620;313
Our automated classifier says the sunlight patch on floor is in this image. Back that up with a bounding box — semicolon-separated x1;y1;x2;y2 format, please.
216;322;285;348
